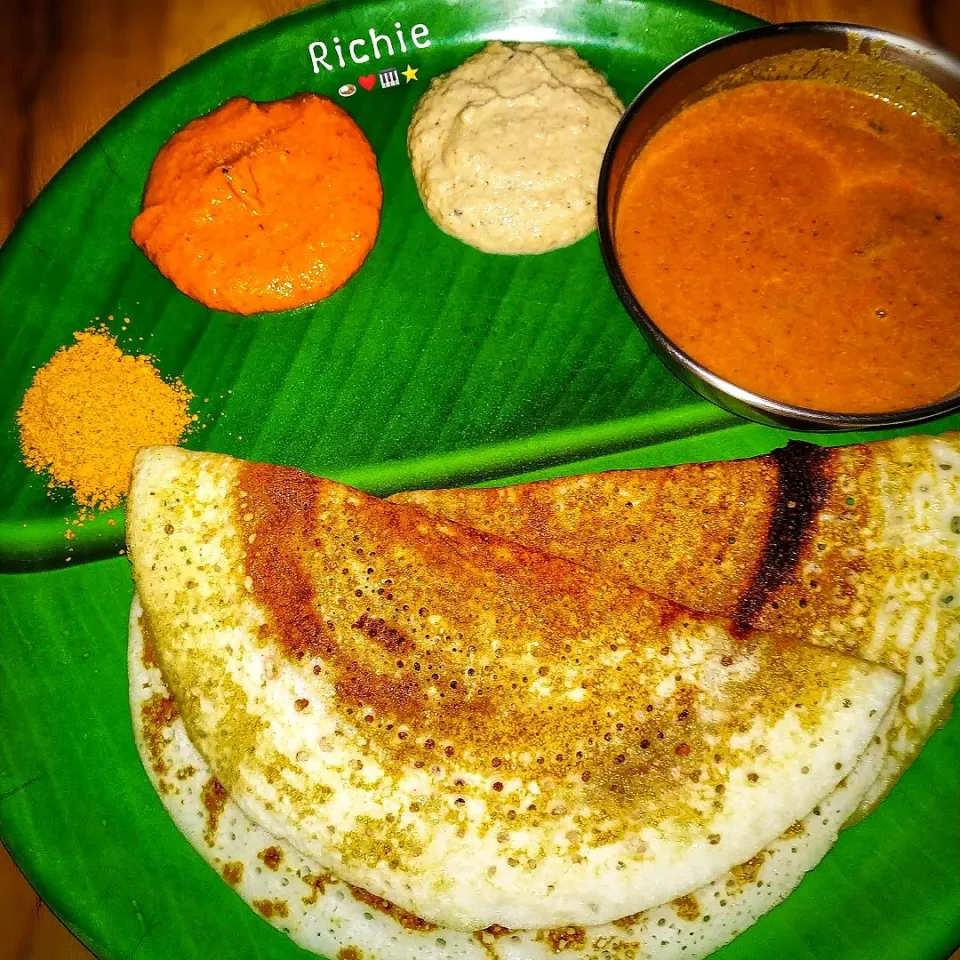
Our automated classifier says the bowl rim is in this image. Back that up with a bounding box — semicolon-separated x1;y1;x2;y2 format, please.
597;19;960;430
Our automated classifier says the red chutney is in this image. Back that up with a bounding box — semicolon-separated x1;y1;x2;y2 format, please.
131;94;382;315
615;80;960;412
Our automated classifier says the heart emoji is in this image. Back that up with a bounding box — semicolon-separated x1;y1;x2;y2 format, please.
358;74;376;91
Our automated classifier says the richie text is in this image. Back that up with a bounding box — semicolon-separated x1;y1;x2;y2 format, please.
309;22;431;73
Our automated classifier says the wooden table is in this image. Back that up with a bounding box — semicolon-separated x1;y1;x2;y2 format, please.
1;1;958;957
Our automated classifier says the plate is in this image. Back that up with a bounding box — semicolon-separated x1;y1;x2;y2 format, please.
0;1;957;958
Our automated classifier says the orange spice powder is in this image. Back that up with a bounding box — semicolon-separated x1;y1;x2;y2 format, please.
16;326;195;511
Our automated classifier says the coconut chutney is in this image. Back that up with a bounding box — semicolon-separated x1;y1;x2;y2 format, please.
408;42;622;255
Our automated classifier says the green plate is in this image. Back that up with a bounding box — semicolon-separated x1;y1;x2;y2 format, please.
0;1;957;958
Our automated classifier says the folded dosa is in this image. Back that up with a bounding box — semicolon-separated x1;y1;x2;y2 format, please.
392;434;960;812
129;594;893;960
127;446;899;931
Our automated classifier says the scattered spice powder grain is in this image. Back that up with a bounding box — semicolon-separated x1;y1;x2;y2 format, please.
16;326;195;512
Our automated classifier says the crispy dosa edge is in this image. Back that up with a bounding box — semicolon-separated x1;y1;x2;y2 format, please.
128;593;895;960
127;446;901;929
390;434;960;813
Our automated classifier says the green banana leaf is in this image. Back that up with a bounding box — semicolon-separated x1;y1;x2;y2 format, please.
0;1;957;959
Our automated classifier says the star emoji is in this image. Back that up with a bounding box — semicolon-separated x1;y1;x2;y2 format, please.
402;64;419;83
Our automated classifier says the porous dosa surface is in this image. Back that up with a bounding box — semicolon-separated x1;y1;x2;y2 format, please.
393;434;960;813
126;446;898;931
129;595;891;960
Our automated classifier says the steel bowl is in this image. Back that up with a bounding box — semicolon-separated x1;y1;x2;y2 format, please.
597;21;960;431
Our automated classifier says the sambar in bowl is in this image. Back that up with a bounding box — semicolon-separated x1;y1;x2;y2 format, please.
598;22;960;431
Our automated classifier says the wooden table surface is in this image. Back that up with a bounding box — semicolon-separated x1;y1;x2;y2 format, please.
1;0;958;957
